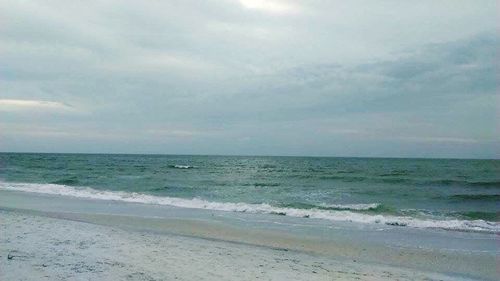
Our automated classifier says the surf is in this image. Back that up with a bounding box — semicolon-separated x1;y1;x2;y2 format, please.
0;181;498;234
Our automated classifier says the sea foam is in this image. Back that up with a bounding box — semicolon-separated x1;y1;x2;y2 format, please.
171;165;194;169
0;181;498;233
319;203;381;211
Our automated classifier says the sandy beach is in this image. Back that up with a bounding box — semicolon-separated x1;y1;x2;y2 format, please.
1;188;497;281
2;0;498;279
1;209;481;281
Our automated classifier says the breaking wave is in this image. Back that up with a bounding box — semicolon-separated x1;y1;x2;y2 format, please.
319;203;381;211
280;202;382;211
0;181;498;234
170;165;195;169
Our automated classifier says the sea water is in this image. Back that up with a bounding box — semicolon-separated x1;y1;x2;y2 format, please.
0;153;498;233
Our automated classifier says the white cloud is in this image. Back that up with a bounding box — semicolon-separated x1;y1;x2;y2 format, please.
0;99;74;112
0;0;496;157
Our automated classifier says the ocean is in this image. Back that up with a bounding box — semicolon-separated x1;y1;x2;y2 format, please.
0;153;498;233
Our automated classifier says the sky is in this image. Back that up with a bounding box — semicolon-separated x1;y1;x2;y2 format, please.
0;0;498;158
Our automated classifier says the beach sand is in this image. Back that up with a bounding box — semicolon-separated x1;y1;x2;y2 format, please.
0;209;480;281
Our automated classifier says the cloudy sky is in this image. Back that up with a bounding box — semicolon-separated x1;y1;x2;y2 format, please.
0;0;498;158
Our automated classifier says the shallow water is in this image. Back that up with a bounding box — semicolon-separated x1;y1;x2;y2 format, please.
1;190;497;280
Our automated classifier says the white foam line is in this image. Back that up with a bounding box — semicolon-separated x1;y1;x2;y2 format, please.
173;165;194;169
320;203;380;211
0;182;498;233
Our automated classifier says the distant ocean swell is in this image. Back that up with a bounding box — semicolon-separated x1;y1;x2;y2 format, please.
302;174;500;188
1;181;498;234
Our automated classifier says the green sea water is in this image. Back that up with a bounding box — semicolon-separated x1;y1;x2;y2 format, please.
0;153;498;232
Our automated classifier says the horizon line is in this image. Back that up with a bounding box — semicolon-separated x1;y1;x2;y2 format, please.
0;151;498;161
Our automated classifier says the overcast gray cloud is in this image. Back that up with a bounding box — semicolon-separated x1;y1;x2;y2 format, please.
0;0;498;158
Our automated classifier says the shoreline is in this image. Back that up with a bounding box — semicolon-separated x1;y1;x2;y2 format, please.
0;209;479;281
0;190;497;280
1;181;497;234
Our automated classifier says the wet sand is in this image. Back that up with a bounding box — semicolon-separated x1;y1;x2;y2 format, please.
0;210;473;281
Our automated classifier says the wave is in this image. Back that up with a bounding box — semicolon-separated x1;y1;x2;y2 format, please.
319;203;381;211
378;170;410;177
428;179;470;186
170;165;194;169
242;182;281;187
466;181;500;188
424;179;500;188
50;177;79;186
335;170;356;174
281;202;382;211
457;211;499;221
295;169;500;188
0;181;498;234
449;194;500;201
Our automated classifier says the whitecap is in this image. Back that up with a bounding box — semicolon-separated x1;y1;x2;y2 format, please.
173;165;194;169
0;181;498;234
